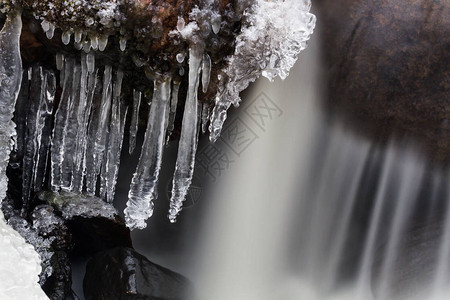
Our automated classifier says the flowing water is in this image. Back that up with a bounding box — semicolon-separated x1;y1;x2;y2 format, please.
189;28;450;300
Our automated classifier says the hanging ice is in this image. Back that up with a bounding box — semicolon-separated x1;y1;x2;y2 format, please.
168;47;203;223
209;0;316;141
71;54;96;193
124;79;171;230
85;66;113;194
129;89;141;154
60;62;82;190
201;53;211;93
103;70;127;202
50;58;74;191
22;67;55;209
0;11;23;202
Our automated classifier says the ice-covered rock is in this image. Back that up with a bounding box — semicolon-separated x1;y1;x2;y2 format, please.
0;211;48;300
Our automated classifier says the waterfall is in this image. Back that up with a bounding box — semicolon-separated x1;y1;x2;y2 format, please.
192;29;450;300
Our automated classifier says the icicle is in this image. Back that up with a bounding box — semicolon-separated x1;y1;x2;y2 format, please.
22;66;43;208
166;81;180;141
0;11;23;202
85;66;113;194
74;30;82;43
103;70;125;202
98;35;108;52
33;70;56;193
50;57;74;191
46;23;55;39
55;53;64;71
70;54;92;193
124;79;172;230
201;53;211;93
119;37;127;52
86;53;95;74
208;95;231;142
201;102;211;133
14;71;30;160
60;61;82;190
90;36;99;50
168;46;203;223
41;20;50;32
129;89;141;154
212;16;221;34
61;31;71;45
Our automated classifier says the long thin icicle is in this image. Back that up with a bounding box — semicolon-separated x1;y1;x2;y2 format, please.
71;54;96;193
103;70;125;202
50;57;74;191
128;89;141;154
0;10;22;201
23;67;55;209
13;71;29;159
60;62;81;190
22;66;43;207
125;79;171;230
168;47;203;223
85;66;113;194
33;69;56;192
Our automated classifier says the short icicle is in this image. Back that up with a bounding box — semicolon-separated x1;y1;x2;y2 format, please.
124;79;172;230
129;89;141;154
168;46;203;223
201;53;211;93
0;10;23;201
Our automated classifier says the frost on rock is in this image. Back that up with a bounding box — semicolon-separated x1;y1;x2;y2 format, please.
0;211;49;300
209;0;316;141
38;191;117;220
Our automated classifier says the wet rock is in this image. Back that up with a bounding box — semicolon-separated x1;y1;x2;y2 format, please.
317;0;450;162
84;247;192;300
38;191;132;256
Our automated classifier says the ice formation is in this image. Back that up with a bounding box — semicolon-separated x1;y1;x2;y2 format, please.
0;211;48;300
0;10;48;299
0;0;315;232
125;79;171;229
209;0;316;141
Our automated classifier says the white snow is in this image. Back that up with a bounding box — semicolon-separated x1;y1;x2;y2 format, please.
0;211;48;300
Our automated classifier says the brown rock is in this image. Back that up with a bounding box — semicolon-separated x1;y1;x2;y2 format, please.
317;0;450;162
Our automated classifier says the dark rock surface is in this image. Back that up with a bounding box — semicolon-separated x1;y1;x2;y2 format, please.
84;247;192;300
317;0;450;162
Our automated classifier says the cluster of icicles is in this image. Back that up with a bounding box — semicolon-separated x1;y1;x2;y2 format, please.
40;19;127;53
2;10;215;230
